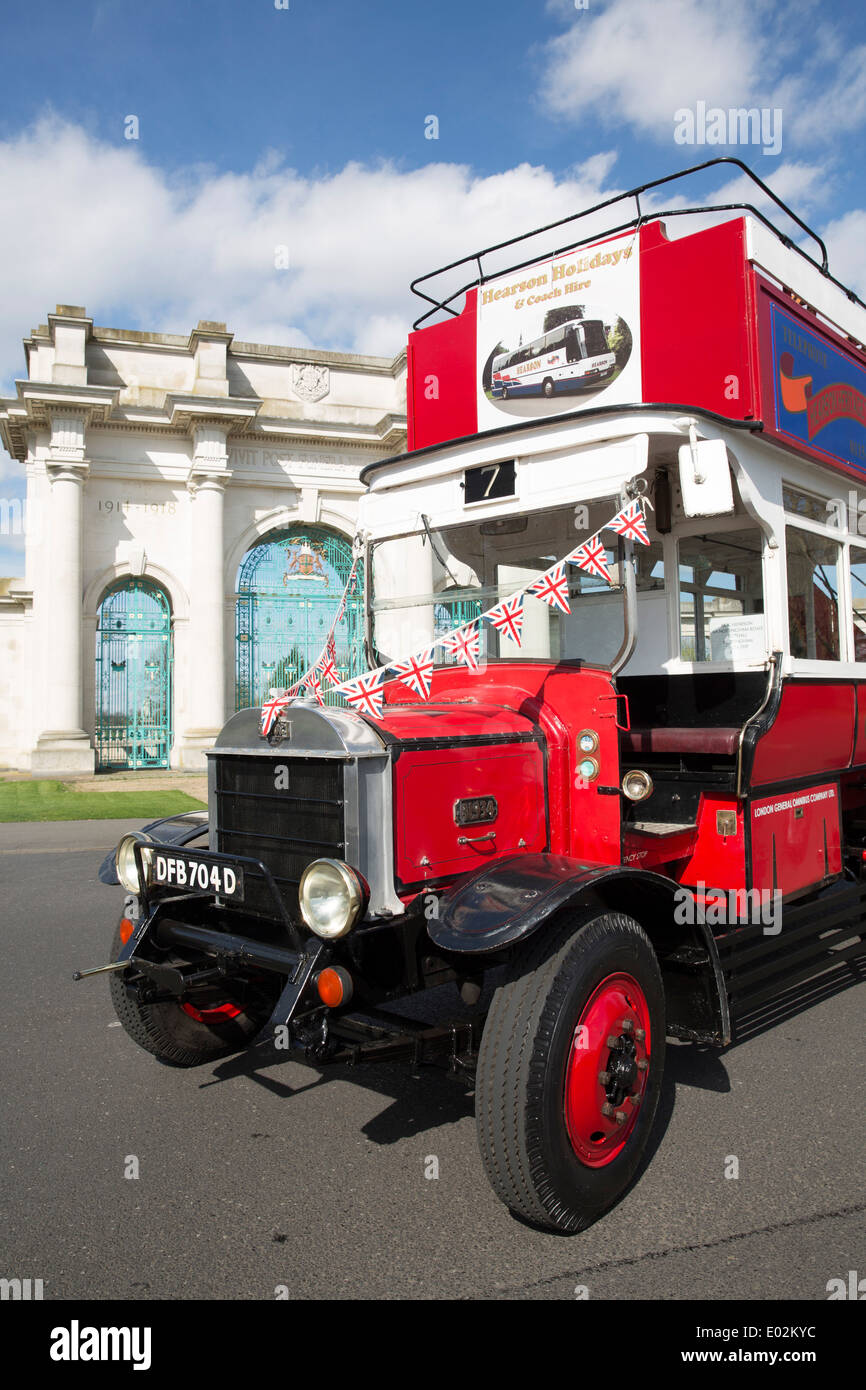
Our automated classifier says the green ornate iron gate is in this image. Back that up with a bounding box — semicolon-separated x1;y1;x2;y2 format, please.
235;526;365;710
95;580;172;770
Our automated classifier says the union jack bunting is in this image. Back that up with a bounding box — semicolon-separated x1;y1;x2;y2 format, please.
319;653;340;687
441;623;481;671
304;672;324;706
393;647;436;699
528;562;571;615
348;560;358;594
325;632;336;663
485;592;525;646
261;690;291;738
566;534;613;584
340;669;386;719
607;498;650;546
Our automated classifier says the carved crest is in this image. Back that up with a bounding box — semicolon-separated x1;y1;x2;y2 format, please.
292;363;330;403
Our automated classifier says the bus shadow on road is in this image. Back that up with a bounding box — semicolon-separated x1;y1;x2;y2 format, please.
205;1040;475;1143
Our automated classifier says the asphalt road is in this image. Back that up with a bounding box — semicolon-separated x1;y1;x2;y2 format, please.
1;820;864;1302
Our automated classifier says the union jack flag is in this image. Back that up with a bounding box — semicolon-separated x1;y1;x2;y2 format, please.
341;669;386;719
529;563;571;614
326;632;336;663
485;592;525;646
607;498;650;546
441;623;481;671
304;672;324;706
566;534;613;584
393;647;436;700
261;690;291;738
319;653;340;687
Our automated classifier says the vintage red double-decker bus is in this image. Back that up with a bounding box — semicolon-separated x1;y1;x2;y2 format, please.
89;160;866;1232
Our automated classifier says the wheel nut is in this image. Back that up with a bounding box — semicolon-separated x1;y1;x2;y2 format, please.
598;1070;611;1085
635;1028;646;1042
637;1058;648;1072
615;1110;627;1125
601;1102;615;1118
620;1019;634;1033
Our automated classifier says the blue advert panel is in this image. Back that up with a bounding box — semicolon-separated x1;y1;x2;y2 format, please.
769;300;866;479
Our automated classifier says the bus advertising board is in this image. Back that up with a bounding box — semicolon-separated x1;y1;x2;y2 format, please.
476;228;642;432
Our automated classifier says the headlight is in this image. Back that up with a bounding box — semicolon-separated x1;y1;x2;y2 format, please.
115;833;153;894
622;769;653;802
299;859;368;939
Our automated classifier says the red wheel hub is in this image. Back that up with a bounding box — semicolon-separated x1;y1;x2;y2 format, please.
180;999;244;1024
563;972;651;1168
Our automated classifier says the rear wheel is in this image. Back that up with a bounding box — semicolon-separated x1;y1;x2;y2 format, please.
108;919;278;1067
542;378;555;398
475;910;665;1232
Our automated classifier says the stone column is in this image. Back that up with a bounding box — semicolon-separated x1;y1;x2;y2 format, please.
181;424;231;767
31;411;94;771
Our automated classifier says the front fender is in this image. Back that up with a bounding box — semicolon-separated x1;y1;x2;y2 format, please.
429;853;684;954
429;853;730;1044
97;810;209;885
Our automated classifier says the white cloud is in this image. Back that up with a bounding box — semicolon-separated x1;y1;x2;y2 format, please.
540;0;866;152
542;0;771;132
0;119;623;391
822;210;866;301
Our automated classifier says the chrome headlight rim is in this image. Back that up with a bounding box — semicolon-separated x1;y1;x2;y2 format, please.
298;858;368;940
622;769;654;802
115;832;154;894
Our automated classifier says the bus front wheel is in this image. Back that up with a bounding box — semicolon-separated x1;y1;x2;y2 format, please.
475;909;665;1233
542;378;555;398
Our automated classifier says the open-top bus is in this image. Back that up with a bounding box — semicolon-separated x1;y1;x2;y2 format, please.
89;160;866;1234
491;315;616;399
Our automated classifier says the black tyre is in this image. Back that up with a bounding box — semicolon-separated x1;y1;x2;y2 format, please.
108;918;278;1068
501;384;509;399
542;378;555;398
476;910;665;1233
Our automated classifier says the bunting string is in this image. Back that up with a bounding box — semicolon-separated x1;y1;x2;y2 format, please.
261;496;650;732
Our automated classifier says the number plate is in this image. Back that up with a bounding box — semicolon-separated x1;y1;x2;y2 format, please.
148;852;244;901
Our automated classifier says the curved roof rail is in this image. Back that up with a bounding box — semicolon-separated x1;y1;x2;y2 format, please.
409;157;856;331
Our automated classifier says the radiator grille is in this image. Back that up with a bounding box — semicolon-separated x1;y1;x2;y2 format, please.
213;754;346;919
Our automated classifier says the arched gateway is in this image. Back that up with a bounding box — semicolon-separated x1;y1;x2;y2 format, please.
235;524;364;709
95;579;173;770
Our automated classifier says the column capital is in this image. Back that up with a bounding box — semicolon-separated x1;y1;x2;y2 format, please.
188;420;233;492
47;408;88;465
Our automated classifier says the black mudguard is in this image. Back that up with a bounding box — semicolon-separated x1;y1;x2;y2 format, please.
428;853;731;1044
97;810;209;885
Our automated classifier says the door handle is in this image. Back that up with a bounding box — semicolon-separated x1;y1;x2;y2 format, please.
457;832;496;845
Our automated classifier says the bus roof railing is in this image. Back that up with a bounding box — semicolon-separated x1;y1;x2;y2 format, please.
410;157;862;331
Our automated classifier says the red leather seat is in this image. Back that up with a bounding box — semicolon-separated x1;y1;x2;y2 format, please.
622;727;741;757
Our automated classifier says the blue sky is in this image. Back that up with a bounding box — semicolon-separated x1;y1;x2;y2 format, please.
2;0;866;570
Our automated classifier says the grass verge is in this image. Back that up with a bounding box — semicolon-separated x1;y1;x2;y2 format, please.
0;779;206;823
